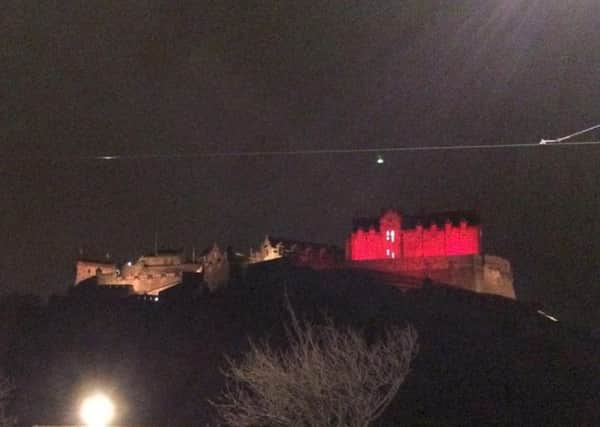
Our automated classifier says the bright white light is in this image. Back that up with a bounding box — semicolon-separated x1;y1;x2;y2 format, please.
127;261;132;266
376;155;384;164
537;310;559;322
80;393;115;427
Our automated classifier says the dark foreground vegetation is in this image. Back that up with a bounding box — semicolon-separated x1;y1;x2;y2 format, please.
1;262;599;426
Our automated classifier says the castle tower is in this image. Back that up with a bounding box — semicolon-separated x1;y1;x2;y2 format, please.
379;210;402;259
74;260;117;285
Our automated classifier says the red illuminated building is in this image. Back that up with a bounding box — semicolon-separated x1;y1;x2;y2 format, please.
346;210;481;261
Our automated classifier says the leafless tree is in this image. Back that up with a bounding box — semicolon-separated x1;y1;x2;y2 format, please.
0;373;15;427
211;306;418;427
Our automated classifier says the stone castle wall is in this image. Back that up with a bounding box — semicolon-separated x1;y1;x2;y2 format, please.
74;260;117;285
97;270;183;295
345;254;515;299
75;250;224;295
347;210;481;261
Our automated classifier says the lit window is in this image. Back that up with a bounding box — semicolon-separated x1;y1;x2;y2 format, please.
391;251;396;259
385;230;390;241
390;230;395;242
386;249;391;256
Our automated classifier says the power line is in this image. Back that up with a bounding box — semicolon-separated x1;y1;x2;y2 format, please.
540;123;600;144
5;139;600;164
69;140;600;161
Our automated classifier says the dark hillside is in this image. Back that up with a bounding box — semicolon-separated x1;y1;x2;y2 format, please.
3;264;599;426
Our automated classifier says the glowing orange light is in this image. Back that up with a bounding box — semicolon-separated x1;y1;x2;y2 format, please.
80;393;115;427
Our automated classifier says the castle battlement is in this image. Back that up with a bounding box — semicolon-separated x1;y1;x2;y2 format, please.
74;209;514;300
74;246;232;296
346;210;481;261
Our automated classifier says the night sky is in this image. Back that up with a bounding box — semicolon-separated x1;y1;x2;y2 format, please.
3;1;600;328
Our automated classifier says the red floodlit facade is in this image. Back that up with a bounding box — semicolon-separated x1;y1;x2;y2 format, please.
346;210;481;261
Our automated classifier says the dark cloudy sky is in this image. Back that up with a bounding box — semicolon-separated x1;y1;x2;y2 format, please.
2;1;600;328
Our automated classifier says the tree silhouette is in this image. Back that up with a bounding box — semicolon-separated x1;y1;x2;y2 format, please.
212;304;418;427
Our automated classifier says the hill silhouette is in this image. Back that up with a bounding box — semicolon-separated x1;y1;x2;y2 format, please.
2;261;599;426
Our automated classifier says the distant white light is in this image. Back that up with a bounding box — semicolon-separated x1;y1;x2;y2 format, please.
154;297;159;302
376;155;384;164
126;261;132;266
537;310;559;322
101;155;116;160
80;393;115;427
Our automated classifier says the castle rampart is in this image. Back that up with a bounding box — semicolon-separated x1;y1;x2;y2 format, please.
345;254;515;299
74;260;118;285
346;210;480;261
342;209;514;299
74;248;231;295
73;208;514;300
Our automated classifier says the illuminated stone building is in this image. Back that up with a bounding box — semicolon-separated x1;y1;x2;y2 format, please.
344;210;515;299
73;209;514;300
200;243;230;292
346;210;481;261
249;235;342;267
74;259;118;286
74;247;230;295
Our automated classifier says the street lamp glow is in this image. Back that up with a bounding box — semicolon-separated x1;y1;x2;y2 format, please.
80;393;115;427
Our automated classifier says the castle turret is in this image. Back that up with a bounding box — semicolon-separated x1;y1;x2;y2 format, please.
74;260;118;285
202;243;230;292
379;210;402;259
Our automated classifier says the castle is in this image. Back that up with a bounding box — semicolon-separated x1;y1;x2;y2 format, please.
344;210;514;299
346;210;480;260
74;244;230;296
74;209;515;300
249;236;343;267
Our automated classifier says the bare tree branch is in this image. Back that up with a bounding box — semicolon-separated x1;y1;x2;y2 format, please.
211;303;418;427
